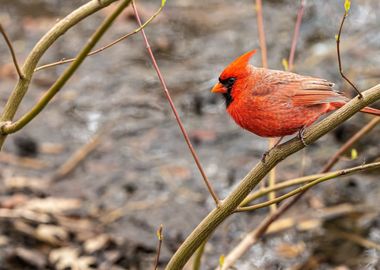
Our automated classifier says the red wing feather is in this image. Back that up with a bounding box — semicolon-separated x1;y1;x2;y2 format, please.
259;69;345;106
292;78;344;106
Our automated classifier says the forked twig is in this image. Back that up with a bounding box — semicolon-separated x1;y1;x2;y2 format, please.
323;117;380;172
0;23;24;79
34;1;165;72
336;1;363;98
132;1;220;206
0;0;131;135
236;161;380;212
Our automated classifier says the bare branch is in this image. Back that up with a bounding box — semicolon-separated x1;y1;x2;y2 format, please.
336;6;363;98
0;0;132;135
288;0;305;71
34;1;165;72
0;23;24;79
236;161;380;212
0;0;120;150
192;239;208;270
255;0;277;212
132;0;220;206
255;0;268;69
323;111;380;172
154;224;164;270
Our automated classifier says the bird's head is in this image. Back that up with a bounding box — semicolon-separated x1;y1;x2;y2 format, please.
211;50;256;107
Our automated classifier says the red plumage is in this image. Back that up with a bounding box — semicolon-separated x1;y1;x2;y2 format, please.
211;50;380;138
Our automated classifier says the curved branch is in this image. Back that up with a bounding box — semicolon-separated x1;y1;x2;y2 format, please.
165;84;380;269
0;0;119;150
236;161;380;212
0;0;132;135
240;162;373;206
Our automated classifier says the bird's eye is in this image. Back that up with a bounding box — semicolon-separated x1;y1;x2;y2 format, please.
227;78;236;85
219;77;236;86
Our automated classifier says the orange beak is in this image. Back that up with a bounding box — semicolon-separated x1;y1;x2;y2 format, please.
211;82;227;94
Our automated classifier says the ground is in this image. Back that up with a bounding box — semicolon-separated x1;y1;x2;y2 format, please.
0;0;380;269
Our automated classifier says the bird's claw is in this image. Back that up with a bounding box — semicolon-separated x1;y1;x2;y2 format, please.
298;127;308;147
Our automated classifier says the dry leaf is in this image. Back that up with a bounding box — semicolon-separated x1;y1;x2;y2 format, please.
50;247;79;270
276;242;306;258
0;194;29;208
84;234;110;253
4;176;49;191
23;197;81;214
36;224;68;245
14;247;47;269
0;235;9;246
0;208;51;223
50;247;96;270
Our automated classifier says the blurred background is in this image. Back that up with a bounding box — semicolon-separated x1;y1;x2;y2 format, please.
0;0;380;269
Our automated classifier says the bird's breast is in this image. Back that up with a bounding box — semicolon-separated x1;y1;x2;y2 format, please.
226;95;328;137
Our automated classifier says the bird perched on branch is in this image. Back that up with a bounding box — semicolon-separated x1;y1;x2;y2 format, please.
211;50;380;146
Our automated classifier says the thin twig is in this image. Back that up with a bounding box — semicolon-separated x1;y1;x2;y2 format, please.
34;2;165;72
51;121;114;181
323;117;380;172
192;239;207;270
236;161;380;212
332;229;380;251
154;224;163;270
240;162;373;206
288;0;305;71
132;1;220;206
0;23;24;79
219;203;373;270
255;0;276;211
255;0;267;69
0;0;131;135
336;4;363;98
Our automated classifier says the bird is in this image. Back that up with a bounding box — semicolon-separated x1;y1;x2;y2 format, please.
211;50;380;148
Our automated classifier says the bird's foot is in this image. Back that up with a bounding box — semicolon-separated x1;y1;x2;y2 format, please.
298;126;308;146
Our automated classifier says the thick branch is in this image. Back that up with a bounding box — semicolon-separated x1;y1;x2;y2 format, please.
165;84;380;269
0;0;119;150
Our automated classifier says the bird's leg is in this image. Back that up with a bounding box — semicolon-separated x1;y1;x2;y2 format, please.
298;126;308;146
261;136;285;163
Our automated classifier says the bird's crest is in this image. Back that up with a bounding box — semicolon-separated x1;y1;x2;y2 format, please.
220;50;256;79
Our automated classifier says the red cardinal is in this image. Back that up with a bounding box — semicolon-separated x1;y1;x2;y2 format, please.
211;50;380;143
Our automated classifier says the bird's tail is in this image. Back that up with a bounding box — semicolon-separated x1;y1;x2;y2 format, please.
330;102;380;116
